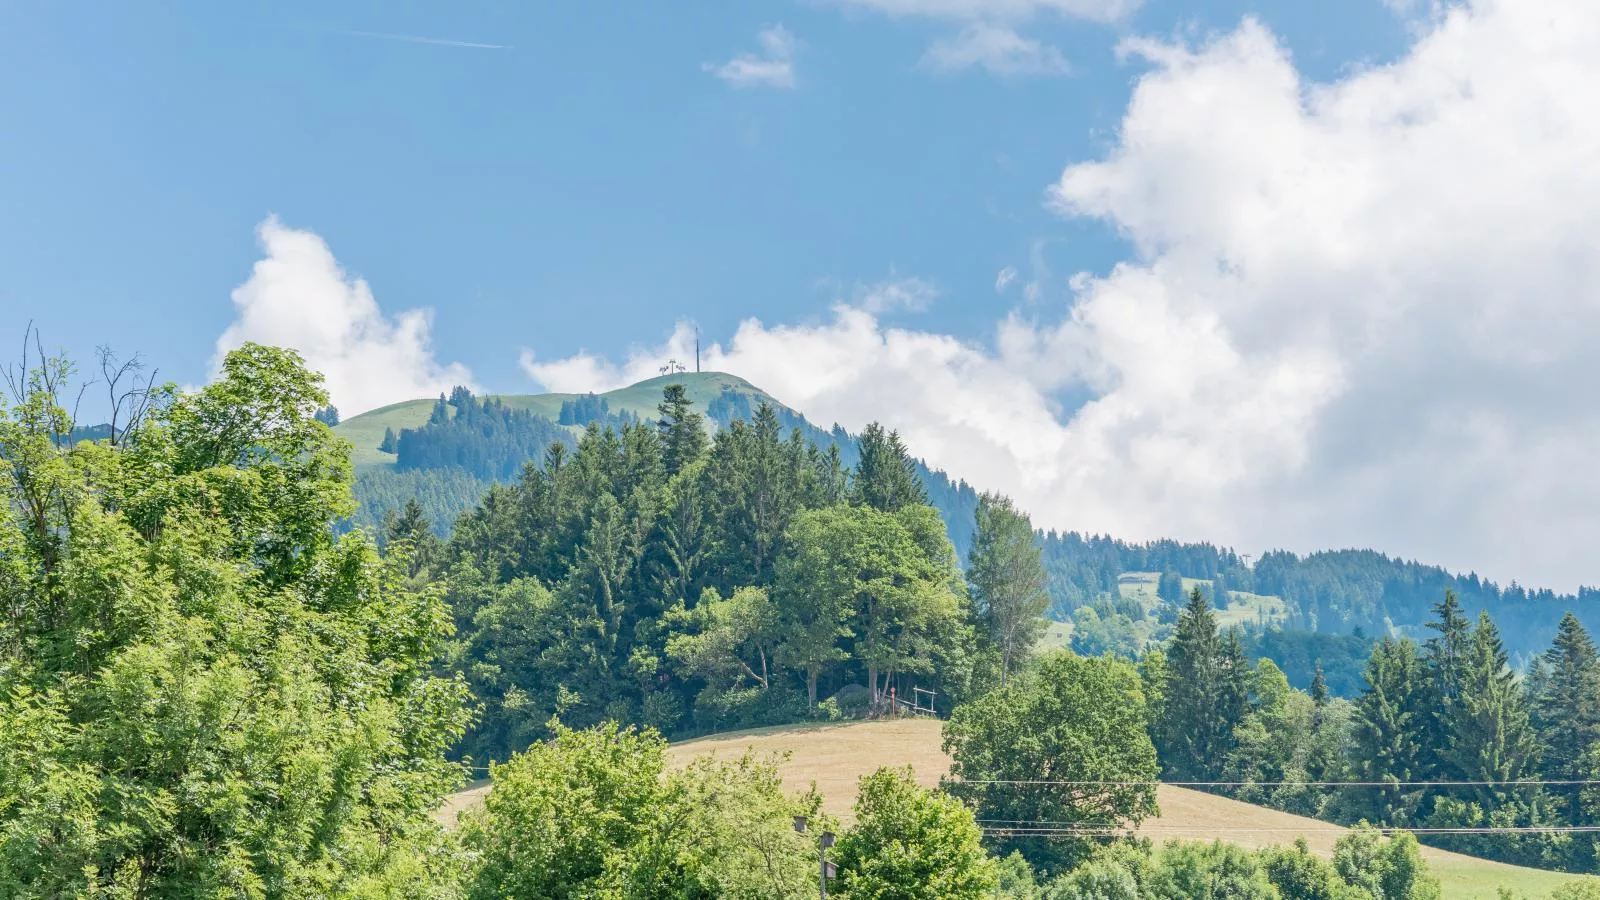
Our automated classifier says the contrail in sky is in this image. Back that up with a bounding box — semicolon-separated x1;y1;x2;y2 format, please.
335;29;510;50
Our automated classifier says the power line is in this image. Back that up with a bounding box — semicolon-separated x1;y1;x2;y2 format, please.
979;824;1600;837
955;778;1598;788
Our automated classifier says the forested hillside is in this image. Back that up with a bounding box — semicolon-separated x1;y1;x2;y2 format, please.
337;372;982;556
335;373;1599;664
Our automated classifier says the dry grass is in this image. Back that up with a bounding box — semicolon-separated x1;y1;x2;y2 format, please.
436;719;1596;898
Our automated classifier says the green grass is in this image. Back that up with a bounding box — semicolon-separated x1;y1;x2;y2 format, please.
1036;618;1074;652
334;371;777;469
337;398;437;467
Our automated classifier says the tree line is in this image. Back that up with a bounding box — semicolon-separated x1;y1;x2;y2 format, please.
1138;586;1600;873
400;382;1030;762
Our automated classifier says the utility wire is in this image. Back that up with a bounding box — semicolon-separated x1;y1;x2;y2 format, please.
954;778;1598;788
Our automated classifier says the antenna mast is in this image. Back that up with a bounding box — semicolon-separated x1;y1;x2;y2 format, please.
695;327;700;373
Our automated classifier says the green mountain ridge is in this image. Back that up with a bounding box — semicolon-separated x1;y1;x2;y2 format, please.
336;370;982;557
336;371;1600;667
338;371;769;468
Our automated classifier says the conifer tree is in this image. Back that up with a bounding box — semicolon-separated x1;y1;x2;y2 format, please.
1535;613;1600;795
1159;587;1245;780
852;422;926;512
1311;663;1330;707
1422;590;1474;775
656;383;708;477
1441;614;1540;792
379;425;398;453
1347;638;1429;824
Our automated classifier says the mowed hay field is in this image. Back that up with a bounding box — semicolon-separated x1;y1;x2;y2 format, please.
437;719;1597;899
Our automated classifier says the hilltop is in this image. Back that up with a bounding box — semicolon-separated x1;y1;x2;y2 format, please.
335;370;984;555
336;371;777;468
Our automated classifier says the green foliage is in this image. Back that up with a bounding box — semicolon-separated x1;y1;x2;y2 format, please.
968;492;1050;683
851;422;927;513
1040;833;1442;900
0;343;471;896
462;721;818;899
1222;659;1355;817
1144;841;1278;899
1156;588;1249;781
1332;827;1441;899
943;652;1159;874
426;383;978;758
832;766;997;899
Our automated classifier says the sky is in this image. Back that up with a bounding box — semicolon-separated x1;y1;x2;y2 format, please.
5;0;1600;592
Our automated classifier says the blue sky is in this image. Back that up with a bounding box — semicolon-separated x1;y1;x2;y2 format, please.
8;0;1600;591
3;0;1405;391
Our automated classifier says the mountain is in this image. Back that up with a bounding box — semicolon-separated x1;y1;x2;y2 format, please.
335;371;982;555
336;371;1599;664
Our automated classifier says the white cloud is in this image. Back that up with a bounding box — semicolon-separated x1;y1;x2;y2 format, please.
858;276;940;313
705;25;797;89
836;0;1128;72
835;0;1137;25
214;216;475;416
922;24;1069;76
995;266;1019;292
528;0;1600;592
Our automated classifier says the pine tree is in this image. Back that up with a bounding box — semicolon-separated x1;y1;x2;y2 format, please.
1310;663;1330;707
1535;613;1600;791
379;426;398;454
1347;637;1429;824
1159;588;1244;780
1422;589;1474;776
1442;614;1539;789
656;383;708;477
851;422;926;513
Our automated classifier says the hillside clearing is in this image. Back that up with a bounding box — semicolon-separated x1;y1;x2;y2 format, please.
335;371;773;467
437;719;1596;899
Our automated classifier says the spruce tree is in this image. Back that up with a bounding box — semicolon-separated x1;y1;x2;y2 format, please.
656;383;708;477
1310;663;1330;707
1348;637;1429;824
1422;590;1474;776
379;426;398;454
1159;587;1242;780
851;422;926;512
1535;613;1600;791
1443;615;1538;788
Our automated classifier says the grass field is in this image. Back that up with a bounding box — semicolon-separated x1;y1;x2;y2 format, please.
334;371;774;467
437;719;1598;899
1116;571;1288;630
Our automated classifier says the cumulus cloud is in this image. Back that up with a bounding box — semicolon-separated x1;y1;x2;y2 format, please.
705;25;797;89
214;216;475;416
527;0;1600;591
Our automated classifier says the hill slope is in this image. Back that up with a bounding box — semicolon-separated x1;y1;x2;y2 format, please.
437;719;1596;899
335;371;982;553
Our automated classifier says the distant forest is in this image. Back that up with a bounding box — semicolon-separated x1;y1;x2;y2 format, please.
348;383;1598;667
